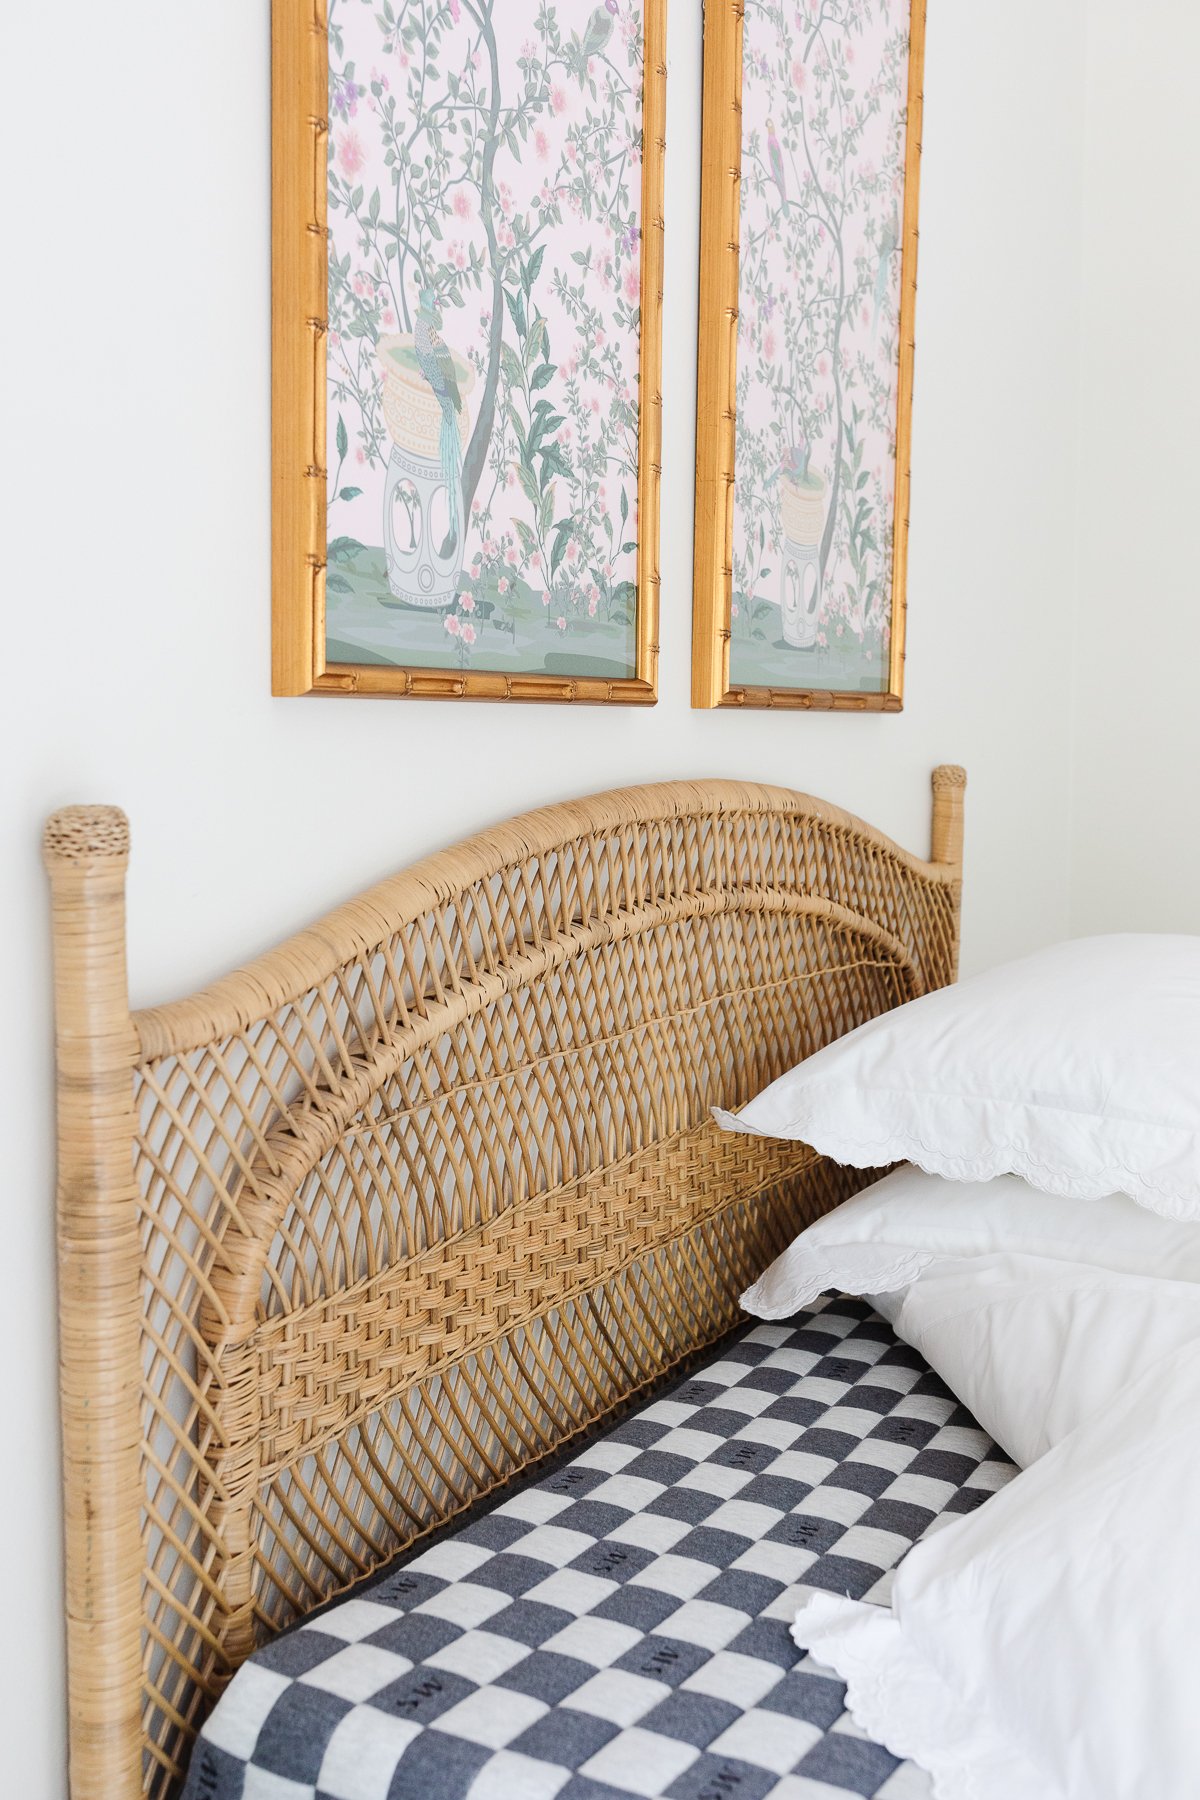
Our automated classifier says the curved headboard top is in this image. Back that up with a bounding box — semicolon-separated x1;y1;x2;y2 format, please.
46;767;965;1800
132;770;966;1060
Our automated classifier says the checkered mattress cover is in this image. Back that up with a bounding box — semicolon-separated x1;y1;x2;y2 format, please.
182;1298;1016;1800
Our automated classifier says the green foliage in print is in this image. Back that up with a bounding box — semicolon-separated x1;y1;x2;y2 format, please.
731;0;911;694
325;0;646;677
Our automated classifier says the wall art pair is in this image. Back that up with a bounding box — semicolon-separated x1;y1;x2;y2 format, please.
273;0;925;709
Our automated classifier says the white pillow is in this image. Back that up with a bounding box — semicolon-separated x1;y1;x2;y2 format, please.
742;1167;1200;1465
742;1165;1200;1316
715;934;1200;1220
792;1335;1200;1800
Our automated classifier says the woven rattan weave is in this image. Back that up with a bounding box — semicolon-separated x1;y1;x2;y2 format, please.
45;770;965;1800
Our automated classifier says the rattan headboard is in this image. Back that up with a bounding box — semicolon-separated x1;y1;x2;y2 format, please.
45;769;965;1800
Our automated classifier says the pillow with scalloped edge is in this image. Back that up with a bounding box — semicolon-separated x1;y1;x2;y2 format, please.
740;1163;1200;1467
717;935;1200;1220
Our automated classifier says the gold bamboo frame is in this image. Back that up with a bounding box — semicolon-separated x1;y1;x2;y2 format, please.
272;0;665;702
46;767;965;1799
692;0;927;711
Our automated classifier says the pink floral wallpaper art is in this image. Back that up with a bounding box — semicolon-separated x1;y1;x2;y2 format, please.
318;0;661;693
694;0;924;710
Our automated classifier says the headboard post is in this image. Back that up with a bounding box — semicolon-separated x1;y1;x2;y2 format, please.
930;765;967;978
44;807;143;1800
930;764;967;870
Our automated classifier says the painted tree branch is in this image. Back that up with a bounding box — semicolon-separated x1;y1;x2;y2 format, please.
461;0;504;519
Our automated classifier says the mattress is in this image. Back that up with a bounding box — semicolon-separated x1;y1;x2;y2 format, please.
182;1297;1015;1800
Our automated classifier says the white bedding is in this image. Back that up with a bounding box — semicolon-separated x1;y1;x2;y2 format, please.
742;1167;1200;1465
792;1334;1200;1799
718;934;1200;1219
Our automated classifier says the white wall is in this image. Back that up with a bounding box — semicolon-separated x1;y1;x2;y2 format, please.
1069;0;1200;935
2;3;1087;1790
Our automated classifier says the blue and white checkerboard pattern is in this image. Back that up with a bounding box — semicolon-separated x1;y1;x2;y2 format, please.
182;1298;1014;1800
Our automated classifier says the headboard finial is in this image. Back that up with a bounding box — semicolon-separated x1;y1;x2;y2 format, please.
43;804;130;866
930;764;967;872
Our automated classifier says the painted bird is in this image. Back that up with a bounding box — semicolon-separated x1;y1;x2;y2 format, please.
872;203;900;339
766;118;787;207
569;4;615;82
414;287;464;557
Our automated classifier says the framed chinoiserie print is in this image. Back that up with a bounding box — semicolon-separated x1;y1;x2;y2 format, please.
273;0;664;701
692;0;926;711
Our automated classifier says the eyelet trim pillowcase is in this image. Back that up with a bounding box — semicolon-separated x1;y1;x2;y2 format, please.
739;1167;1200;1466
740;1166;1200;1319
714;935;1200;1220
792;1335;1200;1800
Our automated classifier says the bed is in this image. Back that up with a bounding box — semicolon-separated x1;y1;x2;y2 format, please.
44;768;967;1800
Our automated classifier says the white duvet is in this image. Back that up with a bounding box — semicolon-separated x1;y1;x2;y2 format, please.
793;1335;1200;1799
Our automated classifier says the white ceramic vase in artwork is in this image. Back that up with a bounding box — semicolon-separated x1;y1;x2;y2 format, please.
377;335;475;609
779;472;827;649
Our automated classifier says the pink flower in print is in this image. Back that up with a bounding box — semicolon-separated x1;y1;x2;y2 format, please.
764;329;776;360
326;1;646;675
567;540;579;562
817;355;829;376
623;267;639;302
355;447;366;464
732;603;740;619
792;60;807;91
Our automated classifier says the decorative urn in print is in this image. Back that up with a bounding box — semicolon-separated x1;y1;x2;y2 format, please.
778;443;826;649
376;324;475;611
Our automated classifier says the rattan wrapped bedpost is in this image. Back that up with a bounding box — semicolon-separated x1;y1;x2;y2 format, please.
44;807;143;1800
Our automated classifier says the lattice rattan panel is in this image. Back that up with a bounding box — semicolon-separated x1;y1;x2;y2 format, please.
46;773;965;1800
